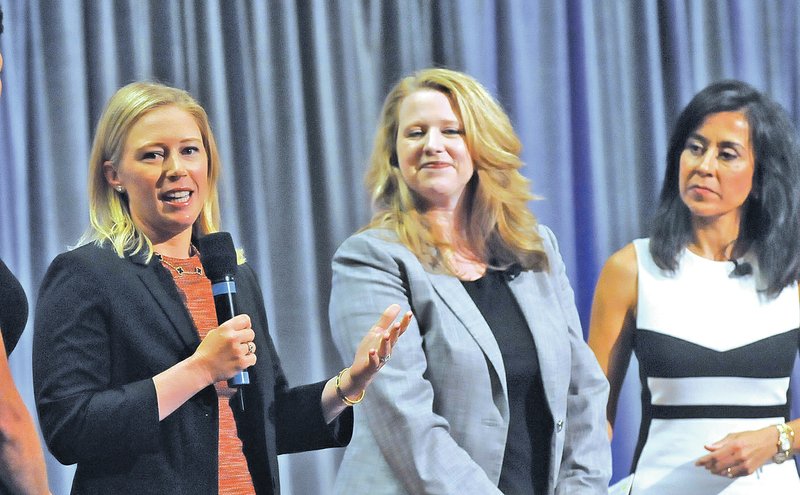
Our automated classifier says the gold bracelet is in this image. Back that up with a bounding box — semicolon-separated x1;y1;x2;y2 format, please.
774;423;795;464
335;367;365;406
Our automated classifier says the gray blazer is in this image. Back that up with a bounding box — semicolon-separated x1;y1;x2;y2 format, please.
329;225;611;495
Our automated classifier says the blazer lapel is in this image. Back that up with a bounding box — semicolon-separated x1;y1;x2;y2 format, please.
507;271;568;412
130;253;200;352
427;271;508;395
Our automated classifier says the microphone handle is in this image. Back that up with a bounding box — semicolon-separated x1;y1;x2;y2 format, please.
211;278;250;388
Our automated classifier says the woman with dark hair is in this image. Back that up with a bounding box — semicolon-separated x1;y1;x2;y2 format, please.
589;80;800;493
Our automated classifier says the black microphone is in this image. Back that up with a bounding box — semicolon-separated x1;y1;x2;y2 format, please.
730;258;753;277
0;258;28;357
504;263;522;281
198;233;250;409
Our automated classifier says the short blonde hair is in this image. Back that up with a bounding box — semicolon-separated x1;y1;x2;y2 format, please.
366;67;547;272
79;82;221;259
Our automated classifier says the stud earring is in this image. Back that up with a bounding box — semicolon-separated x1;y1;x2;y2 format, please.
115;185;125;193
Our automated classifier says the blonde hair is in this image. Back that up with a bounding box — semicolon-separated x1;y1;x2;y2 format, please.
78;82;221;260
365;67;547;272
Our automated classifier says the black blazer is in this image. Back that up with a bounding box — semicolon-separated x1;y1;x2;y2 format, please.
33;243;352;494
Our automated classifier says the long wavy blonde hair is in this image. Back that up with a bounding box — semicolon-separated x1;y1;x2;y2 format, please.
365;67;547;272
78;82;221;260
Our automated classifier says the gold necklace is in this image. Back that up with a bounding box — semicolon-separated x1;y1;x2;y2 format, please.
155;252;203;276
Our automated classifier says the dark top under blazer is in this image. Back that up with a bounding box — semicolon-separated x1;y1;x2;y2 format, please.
33;243;352;494
0;257;28;356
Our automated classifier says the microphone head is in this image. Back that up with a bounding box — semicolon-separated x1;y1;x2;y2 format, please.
198;232;238;280
0;259;28;356
730;259;753;277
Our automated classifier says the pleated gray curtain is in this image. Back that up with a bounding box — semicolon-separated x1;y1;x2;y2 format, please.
1;1;799;492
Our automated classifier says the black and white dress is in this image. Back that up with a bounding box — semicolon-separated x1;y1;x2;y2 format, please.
631;238;800;494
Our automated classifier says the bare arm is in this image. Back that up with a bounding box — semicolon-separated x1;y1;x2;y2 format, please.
320;305;412;424
587;243;638;436
0;331;50;495
695;418;800;477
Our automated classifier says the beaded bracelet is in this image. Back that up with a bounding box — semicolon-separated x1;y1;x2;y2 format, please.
335;367;365;406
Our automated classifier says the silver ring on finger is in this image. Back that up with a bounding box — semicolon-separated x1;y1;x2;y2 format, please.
246;342;255;356
726;467;733;478
378;353;391;365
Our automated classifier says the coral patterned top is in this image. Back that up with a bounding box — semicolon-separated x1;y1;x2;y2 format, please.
160;252;255;495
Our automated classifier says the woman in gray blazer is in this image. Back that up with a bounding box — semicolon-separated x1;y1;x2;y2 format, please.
330;68;611;494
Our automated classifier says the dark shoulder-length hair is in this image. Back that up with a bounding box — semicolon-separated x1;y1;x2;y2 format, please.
651;79;800;296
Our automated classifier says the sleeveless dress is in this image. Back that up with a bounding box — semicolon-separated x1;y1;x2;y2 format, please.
631;238;800;494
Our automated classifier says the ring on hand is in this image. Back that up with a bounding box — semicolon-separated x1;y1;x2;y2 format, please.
246;342;255;356
378;353;391;364
726;467;733;478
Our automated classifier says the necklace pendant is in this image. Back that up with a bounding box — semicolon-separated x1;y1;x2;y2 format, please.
155;252;202;277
